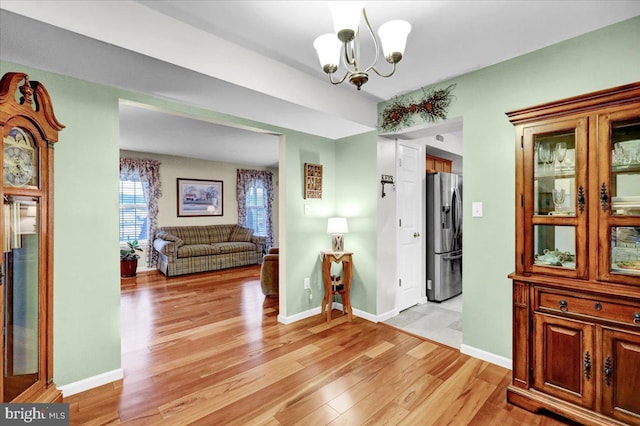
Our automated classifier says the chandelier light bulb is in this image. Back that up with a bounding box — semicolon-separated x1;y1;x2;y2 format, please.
378;20;411;63
314;33;341;73
329;1;365;42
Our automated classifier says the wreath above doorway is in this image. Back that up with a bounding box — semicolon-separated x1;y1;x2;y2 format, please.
379;84;456;133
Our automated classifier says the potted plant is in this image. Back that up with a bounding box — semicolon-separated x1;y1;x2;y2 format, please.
120;240;143;278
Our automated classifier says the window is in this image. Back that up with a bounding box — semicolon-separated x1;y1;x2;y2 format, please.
119;176;148;244
246;185;267;236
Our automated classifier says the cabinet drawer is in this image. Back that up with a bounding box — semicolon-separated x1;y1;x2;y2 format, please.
535;288;640;327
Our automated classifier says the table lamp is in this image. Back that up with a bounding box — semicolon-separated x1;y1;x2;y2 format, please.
327;217;349;252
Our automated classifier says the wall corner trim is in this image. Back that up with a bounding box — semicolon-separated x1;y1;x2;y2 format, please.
58;368;124;397
460;344;512;370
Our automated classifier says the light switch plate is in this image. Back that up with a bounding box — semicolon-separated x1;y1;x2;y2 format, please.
472;202;483;217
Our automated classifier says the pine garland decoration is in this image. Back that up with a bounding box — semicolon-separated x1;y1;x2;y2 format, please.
379;84;456;132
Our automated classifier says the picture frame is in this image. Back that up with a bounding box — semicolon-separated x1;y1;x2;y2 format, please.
177;178;223;217
304;163;323;199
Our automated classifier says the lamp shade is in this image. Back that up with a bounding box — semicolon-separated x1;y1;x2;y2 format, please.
314;33;342;72
327;217;349;234
378;20;411;63
329;1;364;42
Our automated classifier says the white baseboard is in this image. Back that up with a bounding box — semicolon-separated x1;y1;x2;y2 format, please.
375;308;399;323
278;303;394;325
58;368;124;397
278;307;321;324
417;297;429;305
460;344;512;370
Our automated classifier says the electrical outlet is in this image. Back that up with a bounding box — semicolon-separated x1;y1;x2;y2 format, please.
303;277;310;289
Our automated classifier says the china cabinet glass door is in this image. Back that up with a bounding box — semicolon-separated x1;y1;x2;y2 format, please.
598;108;640;284
523;118;588;278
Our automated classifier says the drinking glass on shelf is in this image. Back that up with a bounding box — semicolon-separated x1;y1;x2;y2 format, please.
539;144;551;172
552;188;566;212
555;142;567;171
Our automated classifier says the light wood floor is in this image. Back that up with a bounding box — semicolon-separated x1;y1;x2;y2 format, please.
65;265;575;425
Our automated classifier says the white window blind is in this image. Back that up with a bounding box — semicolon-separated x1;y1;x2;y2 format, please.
119;177;148;243
246;186;267;236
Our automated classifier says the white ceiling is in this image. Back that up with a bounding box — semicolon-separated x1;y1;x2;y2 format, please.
1;1;639;166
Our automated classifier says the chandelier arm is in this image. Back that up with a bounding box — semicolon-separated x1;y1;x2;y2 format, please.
361;8;380;73
371;62;397;78
329;72;350;85
344;40;356;67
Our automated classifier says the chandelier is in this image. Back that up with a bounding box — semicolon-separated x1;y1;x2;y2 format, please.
313;2;411;90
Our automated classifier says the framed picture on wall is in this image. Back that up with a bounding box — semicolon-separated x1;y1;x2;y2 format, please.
177;178;223;217
304;163;322;199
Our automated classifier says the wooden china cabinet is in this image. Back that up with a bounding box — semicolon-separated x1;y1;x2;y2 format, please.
507;82;640;426
0;72;64;402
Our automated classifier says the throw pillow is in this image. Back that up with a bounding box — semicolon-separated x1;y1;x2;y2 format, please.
228;225;254;242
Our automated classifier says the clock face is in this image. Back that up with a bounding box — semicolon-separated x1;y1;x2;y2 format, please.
3;128;37;187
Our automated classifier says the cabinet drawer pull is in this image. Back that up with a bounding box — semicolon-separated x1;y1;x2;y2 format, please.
634;312;640;325
559;300;568;312
594;302;602;311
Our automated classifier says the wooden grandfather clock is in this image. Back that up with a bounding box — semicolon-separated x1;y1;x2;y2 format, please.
0;72;64;402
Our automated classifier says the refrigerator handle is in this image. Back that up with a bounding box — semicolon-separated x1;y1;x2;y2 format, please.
452;186;461;240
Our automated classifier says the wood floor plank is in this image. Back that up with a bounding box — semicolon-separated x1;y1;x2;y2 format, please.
65;267;574;425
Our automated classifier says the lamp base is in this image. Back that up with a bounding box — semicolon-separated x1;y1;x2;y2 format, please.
331;234;344;252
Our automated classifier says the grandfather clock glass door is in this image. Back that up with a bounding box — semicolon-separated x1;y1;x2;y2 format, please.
2;124;43;401
3;196;40;401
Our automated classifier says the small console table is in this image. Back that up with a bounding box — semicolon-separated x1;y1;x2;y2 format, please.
320;251;354;322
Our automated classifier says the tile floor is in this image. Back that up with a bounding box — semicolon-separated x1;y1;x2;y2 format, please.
383;294;463;349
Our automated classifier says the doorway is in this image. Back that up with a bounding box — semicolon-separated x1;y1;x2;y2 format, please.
383;117;464;349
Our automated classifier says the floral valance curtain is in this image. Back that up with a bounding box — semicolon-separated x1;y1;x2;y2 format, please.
237;169;274;250
120;158;162;267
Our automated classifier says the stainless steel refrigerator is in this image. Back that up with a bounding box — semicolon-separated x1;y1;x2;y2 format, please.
426;172;462;302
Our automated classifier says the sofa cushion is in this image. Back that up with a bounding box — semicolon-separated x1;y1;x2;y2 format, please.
212;242;257;254
207;224;235;243
228;225;254;242
177;244;221;259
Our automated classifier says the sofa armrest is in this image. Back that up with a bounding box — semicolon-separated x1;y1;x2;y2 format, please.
252;235;267;255
153;235;182;259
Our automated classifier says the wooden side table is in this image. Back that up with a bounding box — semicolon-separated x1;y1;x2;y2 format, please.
320;251;354;322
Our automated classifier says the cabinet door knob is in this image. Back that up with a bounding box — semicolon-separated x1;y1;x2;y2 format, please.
604;356;613;386
559;300;568;312
634;312;640;325
578;185;586;213
584;351;591;380
600;182;609;212
413;232;420;238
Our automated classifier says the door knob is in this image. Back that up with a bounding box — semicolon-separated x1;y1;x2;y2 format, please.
413;232;420;238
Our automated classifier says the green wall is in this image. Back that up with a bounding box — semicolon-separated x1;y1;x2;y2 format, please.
377;16;640;358
335;132;378;313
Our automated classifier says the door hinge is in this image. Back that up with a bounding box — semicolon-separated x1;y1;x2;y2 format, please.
399;218;402;227
521;253;524;266
399;279;402;288
530;316;534;332
520;194;524;207
399;158;403;168
521;135;524;148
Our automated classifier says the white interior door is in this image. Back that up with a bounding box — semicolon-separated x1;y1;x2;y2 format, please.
396;141;424;312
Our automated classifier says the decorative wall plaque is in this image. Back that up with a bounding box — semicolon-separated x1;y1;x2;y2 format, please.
304;163;322;199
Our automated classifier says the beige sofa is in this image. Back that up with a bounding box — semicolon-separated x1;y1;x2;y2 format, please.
153;224;266;277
